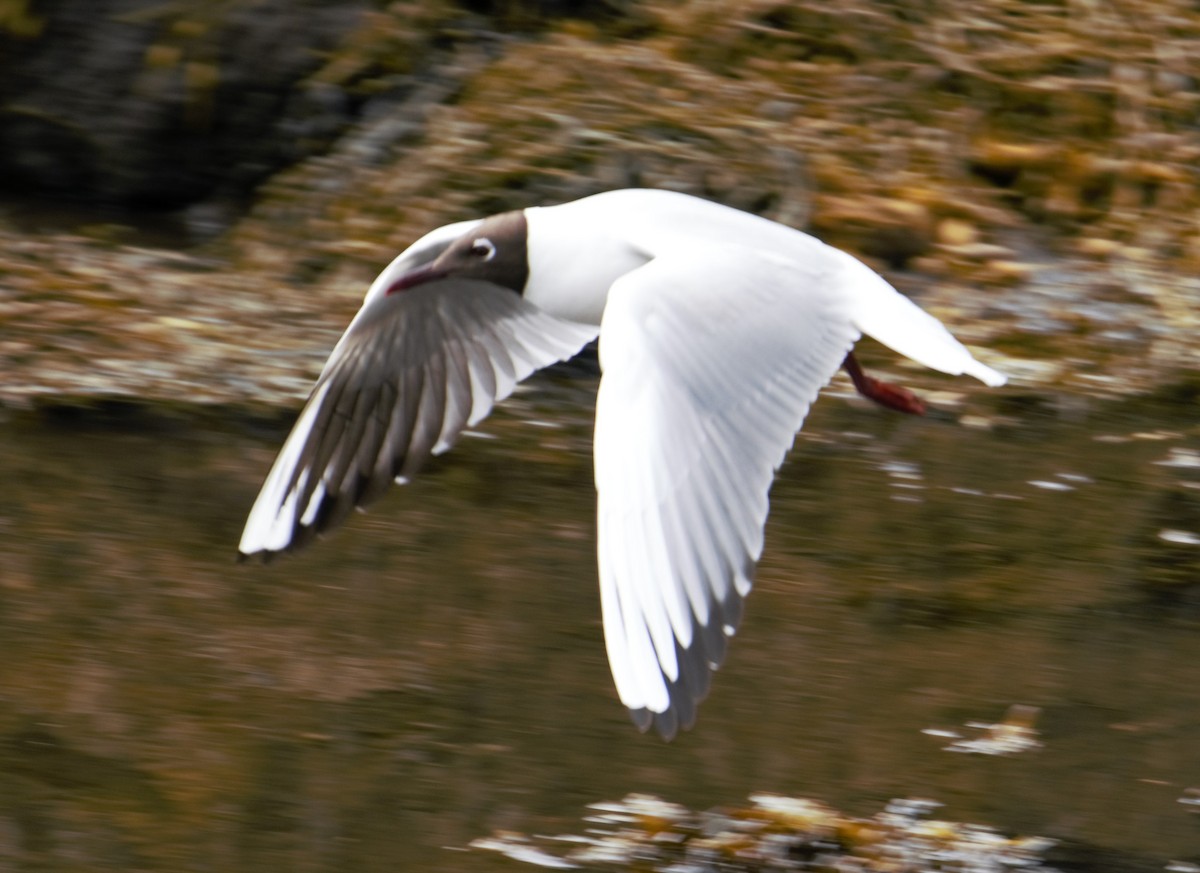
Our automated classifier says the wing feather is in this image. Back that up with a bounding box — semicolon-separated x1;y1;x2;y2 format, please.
594;247;861;738
435;339;473;453
239;279;598;557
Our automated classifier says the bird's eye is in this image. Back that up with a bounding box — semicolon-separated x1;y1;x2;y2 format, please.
469;238;496;261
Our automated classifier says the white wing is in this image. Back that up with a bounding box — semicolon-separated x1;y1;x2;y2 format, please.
239;279;597;557
593;247;862;739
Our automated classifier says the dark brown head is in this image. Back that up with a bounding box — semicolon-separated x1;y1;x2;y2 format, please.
386;211;529;295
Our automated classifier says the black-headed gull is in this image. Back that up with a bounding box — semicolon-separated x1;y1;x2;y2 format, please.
239;188;1005;738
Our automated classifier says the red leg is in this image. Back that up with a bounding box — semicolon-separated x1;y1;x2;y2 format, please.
842;352;927;416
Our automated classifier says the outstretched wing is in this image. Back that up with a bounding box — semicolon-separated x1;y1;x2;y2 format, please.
593;247;861;739
239;279;597;557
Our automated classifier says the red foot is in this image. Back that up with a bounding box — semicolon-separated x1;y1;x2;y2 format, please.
842;352;927;416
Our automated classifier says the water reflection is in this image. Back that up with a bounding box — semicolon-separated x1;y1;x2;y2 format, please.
0;382;1197;871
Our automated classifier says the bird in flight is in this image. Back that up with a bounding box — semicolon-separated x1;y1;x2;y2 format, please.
239;188;1006;739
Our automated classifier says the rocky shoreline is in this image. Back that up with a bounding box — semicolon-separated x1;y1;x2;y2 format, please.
0;208;1193;416
2;1;1197;413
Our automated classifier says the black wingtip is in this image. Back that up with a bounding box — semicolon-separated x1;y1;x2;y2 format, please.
629;706;654;733
628;706;682;742
236;548;282;565
653;708;679;742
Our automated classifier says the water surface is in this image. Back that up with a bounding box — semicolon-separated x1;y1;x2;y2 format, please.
1;378;1197;871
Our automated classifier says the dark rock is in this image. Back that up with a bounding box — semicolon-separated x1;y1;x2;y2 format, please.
0;0;370;207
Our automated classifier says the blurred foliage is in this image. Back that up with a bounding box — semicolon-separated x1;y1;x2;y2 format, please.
238;0;1200;271
1;0;1198;406
0;0;41;37
0;0;43;38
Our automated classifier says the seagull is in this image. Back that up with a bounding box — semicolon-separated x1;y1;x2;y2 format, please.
238;188;1006;739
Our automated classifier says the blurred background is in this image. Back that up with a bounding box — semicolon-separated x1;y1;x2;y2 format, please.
0;1;1198;870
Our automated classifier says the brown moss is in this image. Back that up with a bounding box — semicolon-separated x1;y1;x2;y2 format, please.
4;0;1200;405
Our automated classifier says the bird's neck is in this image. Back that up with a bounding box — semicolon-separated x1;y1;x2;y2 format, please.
522;203;651;326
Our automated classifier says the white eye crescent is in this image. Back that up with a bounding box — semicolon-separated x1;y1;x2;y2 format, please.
469;238;496;261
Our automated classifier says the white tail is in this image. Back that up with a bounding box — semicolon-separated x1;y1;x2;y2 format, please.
837;251;1006;387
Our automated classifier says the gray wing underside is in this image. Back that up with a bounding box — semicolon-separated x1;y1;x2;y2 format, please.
594;248;860;739
239;279;598;557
